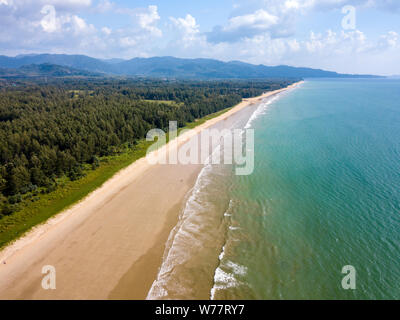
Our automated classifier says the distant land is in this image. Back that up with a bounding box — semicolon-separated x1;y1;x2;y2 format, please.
0;63;102;78
0;54;383;79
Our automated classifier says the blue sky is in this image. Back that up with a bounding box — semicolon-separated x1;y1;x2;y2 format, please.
0;0;399;75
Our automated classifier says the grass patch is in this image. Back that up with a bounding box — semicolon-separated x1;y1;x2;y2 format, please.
0;105;233;249
142;99;183;107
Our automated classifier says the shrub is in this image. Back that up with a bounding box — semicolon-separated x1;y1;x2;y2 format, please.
8;194;22;204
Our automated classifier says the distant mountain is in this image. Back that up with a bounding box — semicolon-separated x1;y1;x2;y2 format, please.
101;58;126;64
0;54;114;74
0;63;102;78
0;54;382;79
111;56;381;79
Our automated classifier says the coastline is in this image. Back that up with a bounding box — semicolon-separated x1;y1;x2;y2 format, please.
0;81;302;299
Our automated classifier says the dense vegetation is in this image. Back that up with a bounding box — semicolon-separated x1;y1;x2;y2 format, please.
0;78;295;240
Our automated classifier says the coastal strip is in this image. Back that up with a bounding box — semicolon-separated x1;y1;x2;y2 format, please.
0;81;303;299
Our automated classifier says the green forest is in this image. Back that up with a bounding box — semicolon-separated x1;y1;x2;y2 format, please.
0;78;295;245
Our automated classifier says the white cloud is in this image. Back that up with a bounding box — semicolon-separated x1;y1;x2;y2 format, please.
40;5;58;33
3;0;92;12
259;0;400;12
164;13;399;75
120;36;137;48
227;9;278;30
96;0;115;13
287;38;300;51
170;14;200;45
207;9;280;43
0;2;164;58
208;0;397;45
101;27;112;35
52;0;91;7
284;0;300;10
71;15;92;34
378;31;399;48
38;4;95;35
135;5;162;37
305;29;368;54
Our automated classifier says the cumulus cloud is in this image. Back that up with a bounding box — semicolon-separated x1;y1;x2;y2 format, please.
102;4;163;53
103;5;163;57
305;29;368;54
378;31;399;48
95;0;115;13
1;0;92;12
206;0;400;45
170;14;200;45
207;9;280;43
301;28;398;57
134;5;162;37
46;0;92;11
262;0;400;12
40;5;58;33
227;9;278;30
164;10;399;75
0;1;96;56
0;2;163;58
101;27;112;35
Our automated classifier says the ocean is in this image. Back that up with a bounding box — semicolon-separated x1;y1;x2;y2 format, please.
148;78;400;300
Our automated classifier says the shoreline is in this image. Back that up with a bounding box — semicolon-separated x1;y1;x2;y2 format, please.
0;81;303;300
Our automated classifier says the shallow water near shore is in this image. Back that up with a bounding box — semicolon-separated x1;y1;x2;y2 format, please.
146;100;255;299
149;79;400;300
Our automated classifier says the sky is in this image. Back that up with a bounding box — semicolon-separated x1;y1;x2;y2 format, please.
0;0;399;75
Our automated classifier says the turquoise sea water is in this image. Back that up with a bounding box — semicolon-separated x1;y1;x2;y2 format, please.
213;79;400;299
149;79;400;300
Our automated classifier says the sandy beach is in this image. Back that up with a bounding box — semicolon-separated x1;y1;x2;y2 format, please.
0;81;302;300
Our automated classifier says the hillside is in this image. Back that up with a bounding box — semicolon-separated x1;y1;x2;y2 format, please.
0;63;102;78
0;54;381;79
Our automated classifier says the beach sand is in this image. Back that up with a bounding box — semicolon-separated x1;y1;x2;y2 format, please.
0;81;302;300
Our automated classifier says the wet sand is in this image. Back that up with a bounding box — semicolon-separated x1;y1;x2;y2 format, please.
0;82;302;300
